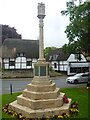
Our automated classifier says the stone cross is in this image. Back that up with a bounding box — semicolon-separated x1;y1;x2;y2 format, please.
9;3;72;118
37;3;45;61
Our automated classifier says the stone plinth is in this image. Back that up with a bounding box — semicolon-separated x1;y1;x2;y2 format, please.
9;61;72;118
34;61;49;77
9;99;71;118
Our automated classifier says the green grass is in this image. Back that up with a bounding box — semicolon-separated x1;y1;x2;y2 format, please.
1;87;89;119
61;87;89;118
2;92;21;119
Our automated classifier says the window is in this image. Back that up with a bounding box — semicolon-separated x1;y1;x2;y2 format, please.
82;74;89;77
3;59;9;63
17;53;20;57
70;67;89;73
4;64;9;69
16;53;25;57
70;67;81;73
75;54;78;60
9;59;15;66
70;67;77;73
9;61;15;66
75;54;82;61
3;59;9;69
27;61;32;66
54;63;57;68
20;53;24;57
53;55;58;60
15;57;26;69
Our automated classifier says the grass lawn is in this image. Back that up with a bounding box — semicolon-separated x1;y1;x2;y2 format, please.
61;87;89;118
1;87;89;119
2;92;21;120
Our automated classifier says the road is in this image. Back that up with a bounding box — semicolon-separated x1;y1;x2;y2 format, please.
0;77;86;94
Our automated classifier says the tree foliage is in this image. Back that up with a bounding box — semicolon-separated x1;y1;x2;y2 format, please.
44;47;57;58
62;41;80;54
2;25;22;43
62;42;82;61
61;1;90;55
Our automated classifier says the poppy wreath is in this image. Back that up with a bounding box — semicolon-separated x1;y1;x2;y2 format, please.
63;95;69;103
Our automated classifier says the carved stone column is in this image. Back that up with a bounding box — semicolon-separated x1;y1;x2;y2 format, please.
37;2;45;61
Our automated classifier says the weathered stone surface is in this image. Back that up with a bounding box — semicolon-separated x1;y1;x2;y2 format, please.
27;83;56;92
23;88;60;100
17;94;64;109
32;79;52;85
2;69;33;78
9;98;71;118
9;75;72;118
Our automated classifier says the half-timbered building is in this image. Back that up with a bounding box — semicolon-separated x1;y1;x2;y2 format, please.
0;38;39;70
47;48;90;75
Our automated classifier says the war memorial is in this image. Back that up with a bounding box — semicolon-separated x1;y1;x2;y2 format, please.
9;3;71;118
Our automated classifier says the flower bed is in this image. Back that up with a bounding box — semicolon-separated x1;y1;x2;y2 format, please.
2;101;79;119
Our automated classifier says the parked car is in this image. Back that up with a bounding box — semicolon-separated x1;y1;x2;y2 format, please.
66;73;89;84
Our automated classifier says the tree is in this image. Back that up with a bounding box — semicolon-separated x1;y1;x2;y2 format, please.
62;42;80;54
61;1;90;55
1;25;22;43
62;42;82;61
44;47;57;58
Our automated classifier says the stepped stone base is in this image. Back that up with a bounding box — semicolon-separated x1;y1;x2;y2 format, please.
17;94;64;110
9;98;71;118
9;61;72;118
23;88;60;100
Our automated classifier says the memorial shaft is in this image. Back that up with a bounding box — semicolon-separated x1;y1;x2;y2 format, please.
39;18;44;59
37;3;45;61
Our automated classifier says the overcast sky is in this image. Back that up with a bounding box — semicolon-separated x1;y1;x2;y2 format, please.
0;0;80;48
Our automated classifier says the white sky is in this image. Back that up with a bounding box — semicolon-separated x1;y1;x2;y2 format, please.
0;0;81;48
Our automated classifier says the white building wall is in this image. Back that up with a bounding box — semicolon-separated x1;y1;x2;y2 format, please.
67;62;90;75
60;61;68;71
51;61;58;71
51;61;68;71
50;54;90;76
67;54;86;62
70;62;89;67
67;54;89;75
3;57;38;69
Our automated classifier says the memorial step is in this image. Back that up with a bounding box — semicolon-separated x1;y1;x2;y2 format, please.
27;83;56;92
17;94;64;109
31;79;52;85
23;88;60;100
9;98;71;118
